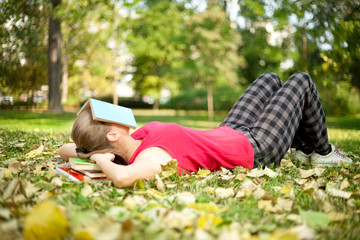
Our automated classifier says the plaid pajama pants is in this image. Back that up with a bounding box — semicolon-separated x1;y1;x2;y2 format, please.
220;72;330;168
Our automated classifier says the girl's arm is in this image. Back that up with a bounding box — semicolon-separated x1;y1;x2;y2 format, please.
57;143;77;161
91;150;166;188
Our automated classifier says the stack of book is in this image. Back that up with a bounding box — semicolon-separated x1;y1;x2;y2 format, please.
56;158;107;182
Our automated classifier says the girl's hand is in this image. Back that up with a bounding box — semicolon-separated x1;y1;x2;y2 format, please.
90;153;115;163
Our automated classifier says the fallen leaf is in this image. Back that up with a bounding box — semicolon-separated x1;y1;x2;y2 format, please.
252;187;266;200
215;187;235;200
155;173;165;192
173;192;196;205
3;178;20;200
278;199;293;213
160;159;178;178
326;187;352;199
50;177;63;188
8;161;21;174
25;144;44;159
313;168;325;177
303;180;319;190
81;184;93;197
187;202;226;214
23;200;69;240
300;210;330;229
295;178;308;185
299;169;315;179
278;184;293;198
328;211;349;222
291;224;315;240
280;159;296;168
257;200;282;213
247;167;278;178
340;178;351;190
197;169;211;177
0;208;11;220
197;213;223;230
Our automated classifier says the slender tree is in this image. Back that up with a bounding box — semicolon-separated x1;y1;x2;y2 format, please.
48;0;63;112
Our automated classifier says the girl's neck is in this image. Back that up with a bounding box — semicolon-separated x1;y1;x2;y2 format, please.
121;138;141;164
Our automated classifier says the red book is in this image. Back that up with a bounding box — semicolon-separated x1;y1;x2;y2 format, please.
56;166;107;182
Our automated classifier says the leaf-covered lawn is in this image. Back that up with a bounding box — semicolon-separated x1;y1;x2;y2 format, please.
0;115;359;240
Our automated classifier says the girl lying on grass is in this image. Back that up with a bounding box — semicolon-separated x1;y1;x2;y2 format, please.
58;72;352;188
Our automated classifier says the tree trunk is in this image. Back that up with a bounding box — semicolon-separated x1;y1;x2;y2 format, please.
48;0;63;112
61;53;68;103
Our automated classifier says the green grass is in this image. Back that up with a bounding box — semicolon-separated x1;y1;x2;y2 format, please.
0;110;359;239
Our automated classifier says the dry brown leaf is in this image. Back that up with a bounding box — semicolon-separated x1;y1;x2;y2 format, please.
276;198;293;212
313;168;325;177
0;208;11;220
8;161;21;174
247;167;278;178
159;159;178;178
326;187;352;199
155;173;165;192
81;184;93;197
252;187;266;200
340;178;351;190
280;159;296;168
257;200;282;213
25;144;44;159
328;211;349;222
215;187;235;200
303;180;319;190
299;169;315;179
295;178;308;185
174;192;196;205
2;178;20;200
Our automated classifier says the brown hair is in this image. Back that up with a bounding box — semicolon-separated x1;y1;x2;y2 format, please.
71;106;116;159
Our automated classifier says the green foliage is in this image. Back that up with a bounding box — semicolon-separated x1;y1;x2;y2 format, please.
164;85;246;111
0;0;49;96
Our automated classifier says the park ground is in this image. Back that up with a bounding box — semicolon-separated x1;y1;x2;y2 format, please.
0;110;359;239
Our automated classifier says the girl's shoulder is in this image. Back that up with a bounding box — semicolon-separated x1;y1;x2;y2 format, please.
134;147;174;166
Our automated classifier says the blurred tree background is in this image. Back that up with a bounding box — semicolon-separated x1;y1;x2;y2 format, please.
0;0;359;116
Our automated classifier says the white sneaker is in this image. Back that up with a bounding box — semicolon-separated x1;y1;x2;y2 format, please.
295;150;312;163
311;144;353;166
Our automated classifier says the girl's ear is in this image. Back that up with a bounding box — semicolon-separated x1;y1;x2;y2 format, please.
106;131;121;142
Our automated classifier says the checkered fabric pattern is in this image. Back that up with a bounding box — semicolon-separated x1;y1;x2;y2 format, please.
221;72;329;168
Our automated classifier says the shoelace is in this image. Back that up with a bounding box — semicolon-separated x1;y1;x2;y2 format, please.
334;148;347;159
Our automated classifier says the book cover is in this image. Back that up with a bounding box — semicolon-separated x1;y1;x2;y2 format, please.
56;167;107;182
69;157;101;171
78;98;137;129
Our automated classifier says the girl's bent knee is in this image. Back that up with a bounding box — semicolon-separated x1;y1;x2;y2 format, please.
289;72;314;88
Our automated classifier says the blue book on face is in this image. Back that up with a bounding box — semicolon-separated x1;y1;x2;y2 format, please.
77;98;137;129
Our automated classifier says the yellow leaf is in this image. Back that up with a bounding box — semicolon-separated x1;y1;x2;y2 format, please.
197;169;211;177
278;185;293;198
187;202;227;214
197;214;223;230
132;179;145;190
146;189;163;198
23;200;68;240
160;159;178;178
25;144;44;159
266;230;299;240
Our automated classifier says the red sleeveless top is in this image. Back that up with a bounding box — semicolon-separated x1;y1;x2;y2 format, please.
129;122;254;175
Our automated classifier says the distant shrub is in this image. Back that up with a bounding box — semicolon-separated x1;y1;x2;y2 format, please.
320;82;360;116
163;86;246;111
